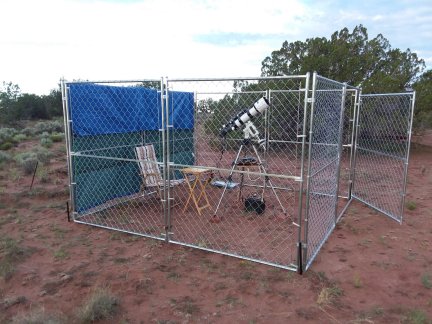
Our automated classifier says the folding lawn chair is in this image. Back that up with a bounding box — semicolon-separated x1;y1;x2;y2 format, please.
135;144;184;203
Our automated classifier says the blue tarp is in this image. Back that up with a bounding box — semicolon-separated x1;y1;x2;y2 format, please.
69;83;194;136
68;83;195;213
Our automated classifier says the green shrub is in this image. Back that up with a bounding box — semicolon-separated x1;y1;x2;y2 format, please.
40;137;53;148
33;146;53;163
12;133;27;142
406;201;417;211
406;309;429;324
0;128;18;145
36;166;49;183
422;273;432;289
21;127;35;137
0;142;13;151
22;158;38;174
39;131;50;139
50;132;64;142
14;152;38;174
0;151;11;163
33;120;63;135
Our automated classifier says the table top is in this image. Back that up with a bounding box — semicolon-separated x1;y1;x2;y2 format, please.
181;167;212;175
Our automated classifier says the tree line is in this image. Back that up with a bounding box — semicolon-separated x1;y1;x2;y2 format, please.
261;24;431;129
0;82;62;125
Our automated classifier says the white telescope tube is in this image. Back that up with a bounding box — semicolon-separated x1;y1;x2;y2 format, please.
220;97;270;137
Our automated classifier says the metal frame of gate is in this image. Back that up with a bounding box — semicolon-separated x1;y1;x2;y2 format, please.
61;74;416;273
351;92;416;223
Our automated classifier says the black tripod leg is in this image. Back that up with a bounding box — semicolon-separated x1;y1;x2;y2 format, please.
252;145;287;215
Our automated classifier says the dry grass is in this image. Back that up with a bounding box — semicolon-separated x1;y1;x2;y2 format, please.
0;236;29;280
317;286;343;306
11;308;64;324
77;288;119;323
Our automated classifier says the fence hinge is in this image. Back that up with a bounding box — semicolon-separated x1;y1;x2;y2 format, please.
307;98;314;103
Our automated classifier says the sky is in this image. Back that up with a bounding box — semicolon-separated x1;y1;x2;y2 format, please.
0;0;431;95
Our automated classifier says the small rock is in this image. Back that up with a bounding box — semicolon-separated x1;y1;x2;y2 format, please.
39;290;47;297
2;296;27;309
59;273;72;282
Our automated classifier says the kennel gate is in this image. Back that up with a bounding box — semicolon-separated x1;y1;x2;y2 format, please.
61;73;415;272
352;92;415;223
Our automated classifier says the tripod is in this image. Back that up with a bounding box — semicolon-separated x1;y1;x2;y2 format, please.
213;123;287;216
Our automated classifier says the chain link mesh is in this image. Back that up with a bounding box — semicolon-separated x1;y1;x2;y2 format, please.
336;88;359;218
166;77;307;269
62;76;414;272
67;80;168;240
352;93;414;222
304;76;345;270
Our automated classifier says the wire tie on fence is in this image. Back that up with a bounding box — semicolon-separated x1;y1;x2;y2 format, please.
292;222;300;227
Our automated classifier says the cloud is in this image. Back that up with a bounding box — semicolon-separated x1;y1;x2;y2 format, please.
0;0;430;94
194;32;286;47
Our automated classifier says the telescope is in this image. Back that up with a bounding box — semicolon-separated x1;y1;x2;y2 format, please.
219;97;270;138
213;95;287;217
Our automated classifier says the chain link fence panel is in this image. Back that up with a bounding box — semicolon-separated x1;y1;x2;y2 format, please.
166;77;308;270
65;80;170;240
352;93;415;222
304;75;346;270
61;75;415;273
336;87;359;220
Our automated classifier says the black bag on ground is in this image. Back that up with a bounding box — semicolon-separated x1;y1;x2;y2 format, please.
244;195;265;214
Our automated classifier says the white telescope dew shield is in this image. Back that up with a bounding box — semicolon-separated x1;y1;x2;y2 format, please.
219;97;270;137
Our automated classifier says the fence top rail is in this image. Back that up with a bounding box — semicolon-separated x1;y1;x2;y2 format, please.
346;84;361;91
316;74;346;87
361;92;415;97
64;79;161;85
167;75;308;82
195;90;267;95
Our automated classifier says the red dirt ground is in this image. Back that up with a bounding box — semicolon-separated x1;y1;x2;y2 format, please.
0;139;431;323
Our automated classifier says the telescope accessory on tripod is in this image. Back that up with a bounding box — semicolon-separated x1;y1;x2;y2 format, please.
242;120;266;150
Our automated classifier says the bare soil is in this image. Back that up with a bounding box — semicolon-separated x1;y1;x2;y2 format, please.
1;139;432;323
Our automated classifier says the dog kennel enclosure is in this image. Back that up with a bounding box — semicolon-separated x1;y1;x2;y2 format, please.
61;72;415;272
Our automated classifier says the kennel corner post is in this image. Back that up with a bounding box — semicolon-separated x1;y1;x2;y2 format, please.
161;77;171;242
399;91;416;224
296;72;310;273
333;83;348;224
347;88;360;201
61;79;76;221
302;71;318;271
350;89;363;201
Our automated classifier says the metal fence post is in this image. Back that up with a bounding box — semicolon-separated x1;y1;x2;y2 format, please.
334;83;347;223
302;71;317;270
399;91;416;223
296;72;310;273
61;80;76;220
160;77;170;241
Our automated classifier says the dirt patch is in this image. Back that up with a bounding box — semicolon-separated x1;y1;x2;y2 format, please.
1;141;432;323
